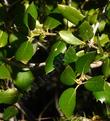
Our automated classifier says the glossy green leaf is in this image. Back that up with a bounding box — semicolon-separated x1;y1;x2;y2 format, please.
0;64;11;80
59;88;76;117
93;82;110;104
99;34;109;47
59;30;84;45
75;51;96;73
44;16;61;30
60;65;76;85
57;4;84;25
79;21;93;41
24;2;37;27
3;106;18;120
15;41;34;64
0;30;8;48
45;41;66;74
64;46;78;64
106;3;110;20
85;76;104;92
102;58;110;78
14;71;34;91
0;88;19;104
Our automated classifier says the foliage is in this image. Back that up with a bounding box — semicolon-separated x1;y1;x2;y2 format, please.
0;0;110;120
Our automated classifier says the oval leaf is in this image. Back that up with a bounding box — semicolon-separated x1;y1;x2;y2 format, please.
59;88;76;117
79;21;93;41
75;51;96;73
85;76;104;92
60;65;76;85
64;46;78;64
15;41;34;64
45;41;66;74
59;30;84;45
24;2;38;27
0;64;11;80
93;82;110;104
0;30;8;48
44;16;61;30
57;4;84;25
3;106;18;121
14;71;34;91
0;88;19;104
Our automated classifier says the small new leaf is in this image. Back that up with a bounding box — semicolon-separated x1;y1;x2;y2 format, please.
0;30;8;48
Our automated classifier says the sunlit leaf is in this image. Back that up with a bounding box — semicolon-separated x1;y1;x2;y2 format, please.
57;4;84;25
59;88;76;117
3;106;18;120
45;41;66;74
59;30;84;45
60;65;76;85
85;76;104;92
15;41;34;64
14;71;34;91
0;30;8;48
0;88;20;104
99;34;109;47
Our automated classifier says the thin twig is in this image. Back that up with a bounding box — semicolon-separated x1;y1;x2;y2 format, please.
38;99;53;121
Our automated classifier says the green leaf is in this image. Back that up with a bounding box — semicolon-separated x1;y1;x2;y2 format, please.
93;82;110;104
85;76;104;92
0;88;19;104
60;65;76;85
64;46;78;64
3;106;18;121
44;16;61;30
59;30;84;45
59;88;76;117
9;33;18;44
24;2;37;27
57;4;84;25
79;21;93;41
0;30;8;48
98;20;106;32
0;64;11;80
15;41;34;64
102;58;110;78
106;3;110;20
45;41;66;74
14;71;34;91
99;34;109;47
75;51;96;73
